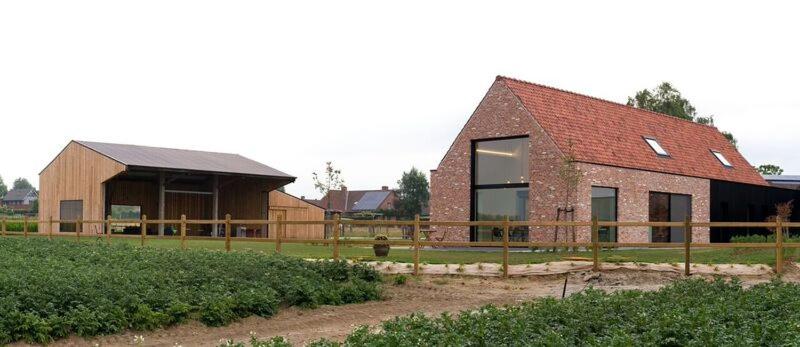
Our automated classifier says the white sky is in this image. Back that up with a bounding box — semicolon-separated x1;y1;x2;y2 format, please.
1;1;798;198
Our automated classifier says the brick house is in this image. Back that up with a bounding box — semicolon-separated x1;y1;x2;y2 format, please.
316;185;398;217
430;76;790;244
2;187;38;212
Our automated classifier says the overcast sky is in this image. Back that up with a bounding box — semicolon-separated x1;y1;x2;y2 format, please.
1;1;798;198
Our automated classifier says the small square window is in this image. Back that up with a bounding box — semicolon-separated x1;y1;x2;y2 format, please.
644;137;669;156
711;151;732;167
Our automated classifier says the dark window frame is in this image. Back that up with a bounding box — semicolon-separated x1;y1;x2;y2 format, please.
591;186;619;242
59;200;84;232
469;135;530;242
648;191;692;243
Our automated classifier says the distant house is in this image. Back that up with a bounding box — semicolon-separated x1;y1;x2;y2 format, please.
764;175;800;190
2;187;38;212
317;185;398;216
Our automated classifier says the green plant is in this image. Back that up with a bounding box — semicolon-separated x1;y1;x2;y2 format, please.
228;279;800;346
0;238;382;344
393;275;407;286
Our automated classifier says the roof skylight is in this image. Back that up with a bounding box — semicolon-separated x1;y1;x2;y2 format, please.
711;151;732;167
644;137;669;157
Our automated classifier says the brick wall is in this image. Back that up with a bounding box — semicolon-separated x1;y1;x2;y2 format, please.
430;79;711;243
574;163;710;243
430;80;565;241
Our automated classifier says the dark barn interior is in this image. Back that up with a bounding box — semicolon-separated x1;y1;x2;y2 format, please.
105;169;289;236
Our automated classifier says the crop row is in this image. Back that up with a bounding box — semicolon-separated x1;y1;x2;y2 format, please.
0;238;381;344
227;278;800;346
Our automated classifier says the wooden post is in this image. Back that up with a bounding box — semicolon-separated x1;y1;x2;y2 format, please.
413;214;421;276
1;217;5;237
180;214;187;250
23;215;29;238
225;214;232;252
333;213;341;260
76;216;82;243
158;171;165;236
106;215;112;245
684;217;692;276
48;216;53;241
776;217;784;274
591;217;600;272
275;214;283;253
141;215;147;247
502;217;510;278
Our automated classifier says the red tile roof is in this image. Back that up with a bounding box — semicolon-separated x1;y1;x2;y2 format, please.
498;76;767;186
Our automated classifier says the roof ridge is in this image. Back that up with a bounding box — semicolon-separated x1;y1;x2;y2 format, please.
75;140;243;157
495;75;720;130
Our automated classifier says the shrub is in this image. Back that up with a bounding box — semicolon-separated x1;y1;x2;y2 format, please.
393;275;408;286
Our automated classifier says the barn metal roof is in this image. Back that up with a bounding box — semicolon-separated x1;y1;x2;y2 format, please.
75;140;295;179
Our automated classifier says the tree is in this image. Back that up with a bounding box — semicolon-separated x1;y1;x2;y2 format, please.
395;167;430;219
628;82;738;148
12;178;33;190
627;82;696;121
0;175;7;198
312;162;344;213
756;164;784;176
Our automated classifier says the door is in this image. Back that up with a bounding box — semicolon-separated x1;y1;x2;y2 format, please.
268;209;287;239
59;200;83;232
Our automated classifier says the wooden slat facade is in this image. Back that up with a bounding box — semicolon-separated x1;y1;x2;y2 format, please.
39;142;126;233
268;190;325;239
39;141;321;238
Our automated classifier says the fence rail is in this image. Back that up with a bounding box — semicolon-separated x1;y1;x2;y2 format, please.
1;214;796;276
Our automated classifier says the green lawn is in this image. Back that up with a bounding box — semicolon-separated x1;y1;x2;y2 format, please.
11;233;797;266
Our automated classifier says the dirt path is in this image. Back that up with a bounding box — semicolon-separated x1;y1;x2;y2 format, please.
26;267;799;347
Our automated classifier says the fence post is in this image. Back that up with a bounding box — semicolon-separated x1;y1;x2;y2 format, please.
503;217;510;278
23;215;29;238
776;217;784;274
48;216;53;240
684;217;692;276
413;214;421;276
225;214;232;252
141;215;147;247
333;213;341;260
1;217;5;237
180;214;187;250
106;215;112;245
275;214;283;253
76;216;82;243
591;217;600;272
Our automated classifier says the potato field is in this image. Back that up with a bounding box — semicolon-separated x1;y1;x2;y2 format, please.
0;238;382;344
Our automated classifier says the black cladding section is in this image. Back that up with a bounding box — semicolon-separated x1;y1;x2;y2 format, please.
710;180;800;242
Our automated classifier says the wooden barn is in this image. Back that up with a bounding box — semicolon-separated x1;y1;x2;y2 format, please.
39;140;324;238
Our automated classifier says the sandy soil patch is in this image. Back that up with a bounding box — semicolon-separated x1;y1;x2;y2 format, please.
28;263;800;347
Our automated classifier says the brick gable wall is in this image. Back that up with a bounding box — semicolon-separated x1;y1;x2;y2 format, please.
430;80;567;241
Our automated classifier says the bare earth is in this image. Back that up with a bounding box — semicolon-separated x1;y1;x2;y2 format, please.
20;263;800;347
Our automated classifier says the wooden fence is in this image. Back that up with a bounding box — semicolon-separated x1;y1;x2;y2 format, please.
2;214;799;276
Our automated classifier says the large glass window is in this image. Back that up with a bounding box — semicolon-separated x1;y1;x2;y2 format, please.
649;192;692;243
475;137;529;185
473;188;529;241
471;136;530;242
591;187;617;242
